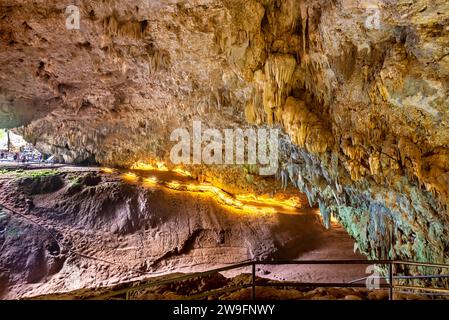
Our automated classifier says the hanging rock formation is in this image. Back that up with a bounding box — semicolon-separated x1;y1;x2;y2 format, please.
0;0;448;275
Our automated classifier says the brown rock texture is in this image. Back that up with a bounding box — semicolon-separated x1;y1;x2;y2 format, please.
0;0;448;282
0;170;363;298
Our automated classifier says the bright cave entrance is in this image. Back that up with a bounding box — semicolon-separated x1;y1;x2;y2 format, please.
0;129;51;164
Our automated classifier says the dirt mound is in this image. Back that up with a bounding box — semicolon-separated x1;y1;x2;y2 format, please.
0;208;67;295
18;175;64;196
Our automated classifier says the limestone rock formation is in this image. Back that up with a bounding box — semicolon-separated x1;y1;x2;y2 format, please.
0;171;357;298
1;0;448;278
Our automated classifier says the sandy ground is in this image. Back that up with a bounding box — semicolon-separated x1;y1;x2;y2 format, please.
221;222;367;283
255;223;367;283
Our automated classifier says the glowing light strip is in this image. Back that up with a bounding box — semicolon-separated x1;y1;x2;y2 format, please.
132;161;192;177
165;181;276;214
236;194;301;210
143;176;158;186
172;167;192;177
138;176;275;214
122;172;138;182
105;163;339;220
112;161;302;214
131;161;169;171
101;167;115;174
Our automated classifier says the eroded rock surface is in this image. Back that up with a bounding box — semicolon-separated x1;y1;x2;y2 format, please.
0;170;361;298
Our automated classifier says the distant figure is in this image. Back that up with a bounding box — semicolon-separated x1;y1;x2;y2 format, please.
0;152;4;159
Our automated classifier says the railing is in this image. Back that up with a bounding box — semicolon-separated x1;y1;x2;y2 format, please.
93;259;449;300
393;260;449;296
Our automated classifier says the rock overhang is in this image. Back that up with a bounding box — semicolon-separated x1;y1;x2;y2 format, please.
0;0;448;266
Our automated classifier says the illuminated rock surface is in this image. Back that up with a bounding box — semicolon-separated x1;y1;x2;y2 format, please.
0;0;448;296
0;170;364;298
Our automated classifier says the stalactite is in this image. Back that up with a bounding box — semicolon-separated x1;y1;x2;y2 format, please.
280;96;333;154
261;54;297;125
287;162;299;188
304;184;313;206
368;152;381;175
398;136;423;182
299;1;308;55
297;170;305;191
280;168;289;190
319;199;331;229
103;15;146;39
148;50;171;74
301;53;336;108
245;87;265;124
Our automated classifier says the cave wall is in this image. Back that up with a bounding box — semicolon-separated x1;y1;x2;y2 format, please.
1;0;449;267
236;0;449;267
239;0;449;268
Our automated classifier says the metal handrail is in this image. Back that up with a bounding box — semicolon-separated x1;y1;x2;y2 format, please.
349;274;449;283
92;259;449;301
95;261;253;300
394;285;449;294
395;260;449;269
255;259;392;265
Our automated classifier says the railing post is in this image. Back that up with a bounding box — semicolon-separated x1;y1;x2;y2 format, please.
389;262;394;300
252;262;256;301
